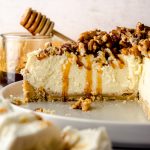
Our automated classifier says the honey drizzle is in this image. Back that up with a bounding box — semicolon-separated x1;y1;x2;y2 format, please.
117;59;124;69
117;55;125;69
109;60;116;69
84;55;92;95
62;59;72;97
96;64;102;95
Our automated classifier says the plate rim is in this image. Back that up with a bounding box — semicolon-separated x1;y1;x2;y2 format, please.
2;81;150;146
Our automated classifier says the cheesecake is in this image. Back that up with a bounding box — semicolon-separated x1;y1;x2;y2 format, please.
0;101;64;150
0;101;111;150
0;112;64;150
62;126;111;150
22;22;150;119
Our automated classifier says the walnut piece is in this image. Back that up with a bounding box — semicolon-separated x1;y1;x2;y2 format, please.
78;30;113;55
36;43;62;60
34;107;55;114
10;96;24;105
138;39;150;57
71;97;92;111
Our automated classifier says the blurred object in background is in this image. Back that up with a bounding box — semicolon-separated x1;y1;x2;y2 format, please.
0;33;52;86
0;0;150;39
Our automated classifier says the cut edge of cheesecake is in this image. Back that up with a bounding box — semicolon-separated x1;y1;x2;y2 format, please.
22;51;141;102
138;57;150;120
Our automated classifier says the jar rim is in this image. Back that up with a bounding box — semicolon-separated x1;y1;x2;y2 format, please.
1;32;52;39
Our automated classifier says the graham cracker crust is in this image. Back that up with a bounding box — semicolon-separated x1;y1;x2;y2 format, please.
23;80;150;119
23;80;85;102
23;80;137;103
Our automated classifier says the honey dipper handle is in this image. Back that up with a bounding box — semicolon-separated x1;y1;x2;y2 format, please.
52;29;75;42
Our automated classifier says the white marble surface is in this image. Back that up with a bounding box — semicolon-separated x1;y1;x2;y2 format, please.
0;0;149;40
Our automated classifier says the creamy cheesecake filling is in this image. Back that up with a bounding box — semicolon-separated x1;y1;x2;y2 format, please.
139;58;150;102
139;58;150;119
22;49;142;101
62;126;112;150
102;55;141;96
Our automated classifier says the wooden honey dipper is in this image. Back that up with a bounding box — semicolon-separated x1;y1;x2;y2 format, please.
20;8;74;42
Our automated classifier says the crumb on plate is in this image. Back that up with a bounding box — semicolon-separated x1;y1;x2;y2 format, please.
10;95;25;106
71;97;92;111
34;107;55;114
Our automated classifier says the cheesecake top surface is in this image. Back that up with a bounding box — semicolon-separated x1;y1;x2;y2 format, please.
34;22;150;68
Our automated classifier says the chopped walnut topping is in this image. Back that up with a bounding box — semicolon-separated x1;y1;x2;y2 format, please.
78;30;113;55
71;97;92;111
44;42;52;49
121;48;129;55
36;49;50;60
36;22;150;66
78;42;86;56
60;41;78;54
136;22;145;33
36;42;63;60
138;39;150;57
96;51;107;65
36;47;60;60
130;45;141;56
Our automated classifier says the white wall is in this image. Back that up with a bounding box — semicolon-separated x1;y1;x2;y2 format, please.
0;0;149;40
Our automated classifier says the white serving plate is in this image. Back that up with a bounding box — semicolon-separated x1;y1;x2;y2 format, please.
0;81;150;148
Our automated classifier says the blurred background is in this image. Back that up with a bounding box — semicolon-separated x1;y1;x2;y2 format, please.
0;0;149;40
